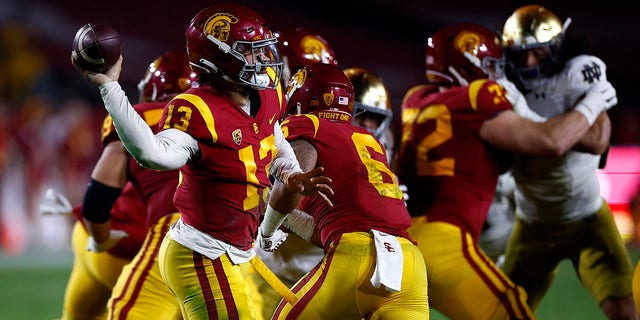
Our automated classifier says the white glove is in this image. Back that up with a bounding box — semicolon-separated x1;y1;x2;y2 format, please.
257;228;288;252
575;81;618;125
496;78;546;122
86;230;128;252
39;188;73;216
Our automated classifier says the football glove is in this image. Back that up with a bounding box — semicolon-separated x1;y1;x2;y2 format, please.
86;229;128;252
575;81;617;125
257;228;288;252
39;188;72;216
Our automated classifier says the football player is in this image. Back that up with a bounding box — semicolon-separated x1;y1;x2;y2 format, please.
499;5;637;319
397;22;616;319
261;62;429;319
276;26;338;89
72;3;333;319
39;184;146;319
254;25;339;319
44;50;196;319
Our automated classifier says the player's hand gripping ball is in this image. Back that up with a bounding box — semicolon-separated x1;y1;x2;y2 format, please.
71;22;121;73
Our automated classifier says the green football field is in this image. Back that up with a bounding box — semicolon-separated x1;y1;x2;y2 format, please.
1;247;638;319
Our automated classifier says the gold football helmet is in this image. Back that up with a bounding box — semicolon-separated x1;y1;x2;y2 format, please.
502;5;564;49
501;5;570;91
344;67;393;140
345;67;395;164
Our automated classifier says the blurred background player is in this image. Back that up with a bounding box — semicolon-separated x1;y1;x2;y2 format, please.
261;62;428;319
344;67;395;166
73;3;333;318
276;26;338;89
499;5;637;319
478;171;516;264
253;25;340;319
397;22;617;320
39;184;146;320
39;50;195;319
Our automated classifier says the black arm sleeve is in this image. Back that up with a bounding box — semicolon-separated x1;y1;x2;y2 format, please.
82;179;122;223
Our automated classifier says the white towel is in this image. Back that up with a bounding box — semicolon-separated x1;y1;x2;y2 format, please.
370;229;403;292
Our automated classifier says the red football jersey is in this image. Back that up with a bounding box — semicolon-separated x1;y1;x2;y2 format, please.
102;102;180;228
396;79;511;241
160;86;286;250
281;114;411;249
72;182;147;260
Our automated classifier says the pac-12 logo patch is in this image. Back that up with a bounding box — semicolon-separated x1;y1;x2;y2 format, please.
232;129;242;145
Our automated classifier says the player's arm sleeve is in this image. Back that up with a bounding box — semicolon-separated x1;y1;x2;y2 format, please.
269;120;303;183
98;81;199;170
282;208;316;242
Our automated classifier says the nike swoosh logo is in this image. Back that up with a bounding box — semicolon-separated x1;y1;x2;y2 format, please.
269;114;276;124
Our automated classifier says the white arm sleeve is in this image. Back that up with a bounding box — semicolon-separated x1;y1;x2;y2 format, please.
269;121;303;182
98;81;199;170
260;204;288;236
282;208;315;241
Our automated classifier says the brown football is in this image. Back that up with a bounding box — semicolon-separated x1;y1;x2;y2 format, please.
71;22;121;73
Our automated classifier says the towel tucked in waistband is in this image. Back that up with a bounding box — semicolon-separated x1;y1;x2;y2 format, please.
370;229;403;292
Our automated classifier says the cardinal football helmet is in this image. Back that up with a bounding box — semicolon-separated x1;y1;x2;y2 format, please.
185;3;283;89
501;5;569;91
137;51;197;103
426;22;505;86
276;26;338;88
285;62;354;122
344;67;392;139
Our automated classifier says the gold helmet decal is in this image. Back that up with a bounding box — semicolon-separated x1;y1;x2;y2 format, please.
300;35;331;63
454;31;483;56
286;68;307;101
178;77;192;91
204;13;238;42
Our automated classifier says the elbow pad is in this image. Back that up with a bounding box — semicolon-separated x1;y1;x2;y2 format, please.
82;179;122;223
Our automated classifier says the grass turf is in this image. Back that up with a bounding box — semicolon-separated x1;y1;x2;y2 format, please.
0;247;638;319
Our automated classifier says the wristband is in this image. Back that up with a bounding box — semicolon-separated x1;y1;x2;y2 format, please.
574;103;598;126
261;205;287;236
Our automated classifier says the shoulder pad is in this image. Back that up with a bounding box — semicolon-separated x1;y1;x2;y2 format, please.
566;55;608;92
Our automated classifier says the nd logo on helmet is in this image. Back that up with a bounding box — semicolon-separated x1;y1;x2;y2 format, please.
204;13;238;42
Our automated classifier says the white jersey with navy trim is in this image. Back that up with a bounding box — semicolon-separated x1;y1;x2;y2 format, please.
512;55;607;224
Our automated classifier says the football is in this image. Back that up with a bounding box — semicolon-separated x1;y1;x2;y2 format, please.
71;22;121;73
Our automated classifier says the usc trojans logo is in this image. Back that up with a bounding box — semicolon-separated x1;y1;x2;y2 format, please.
300;35;332;63
286;68;307;101
204;13;238;42
454;31;483;56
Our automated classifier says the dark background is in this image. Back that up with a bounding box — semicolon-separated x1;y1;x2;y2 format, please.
5;0;638;143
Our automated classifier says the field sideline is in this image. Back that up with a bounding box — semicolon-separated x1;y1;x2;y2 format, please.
1;246;639;319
